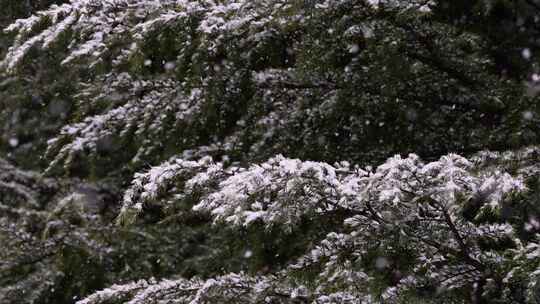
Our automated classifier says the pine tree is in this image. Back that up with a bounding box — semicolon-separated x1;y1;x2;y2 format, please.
1;0;540;303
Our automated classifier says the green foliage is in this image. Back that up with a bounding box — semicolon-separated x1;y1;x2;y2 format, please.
1;0;540;303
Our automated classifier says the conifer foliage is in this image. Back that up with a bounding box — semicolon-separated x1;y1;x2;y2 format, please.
1;0;540;303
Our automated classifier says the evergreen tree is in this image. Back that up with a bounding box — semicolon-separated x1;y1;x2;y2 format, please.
1;0;540;303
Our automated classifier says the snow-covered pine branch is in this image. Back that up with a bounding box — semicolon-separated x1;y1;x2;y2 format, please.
44;72;206;174
122;153;524;228
76;274;310;304
1;0;464;175
109;152;537;302
77;272;376;304
1;0;435;72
